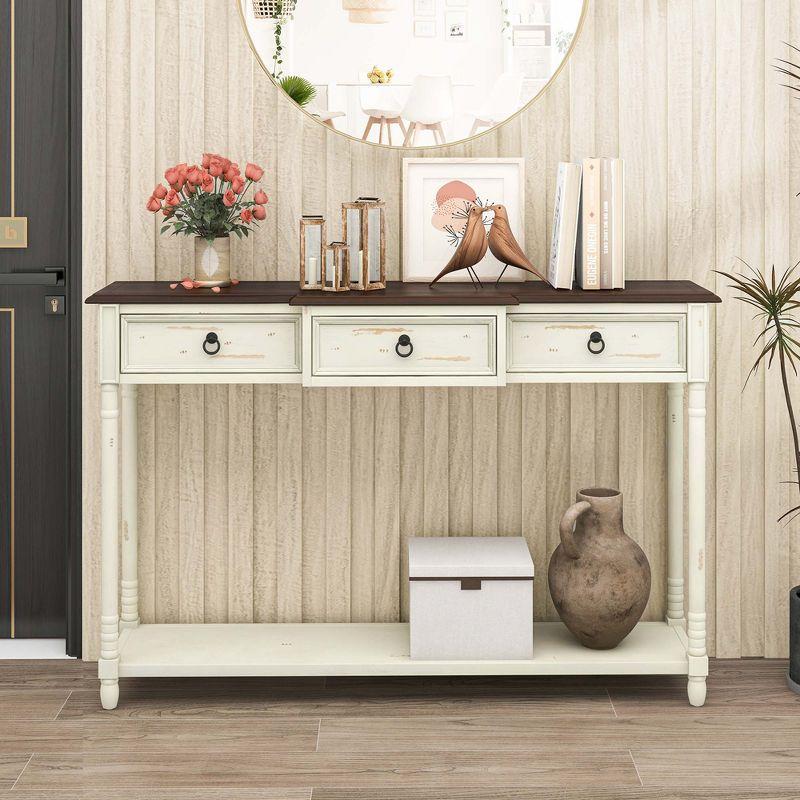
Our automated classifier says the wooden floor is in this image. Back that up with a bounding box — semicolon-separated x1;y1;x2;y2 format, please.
0;660;798;799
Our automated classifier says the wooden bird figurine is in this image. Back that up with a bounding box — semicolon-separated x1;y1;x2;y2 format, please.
429;205;489;287
486;204;547;285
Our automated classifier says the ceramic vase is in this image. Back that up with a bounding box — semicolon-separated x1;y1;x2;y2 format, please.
548;488;651;650
194;236;231;288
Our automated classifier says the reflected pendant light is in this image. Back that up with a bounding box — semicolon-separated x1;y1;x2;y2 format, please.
341;0;397;24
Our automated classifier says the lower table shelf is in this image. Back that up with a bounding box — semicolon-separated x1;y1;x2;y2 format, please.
116;621;690;678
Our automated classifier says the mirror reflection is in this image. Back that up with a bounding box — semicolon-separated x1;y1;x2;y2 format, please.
240;0;585;147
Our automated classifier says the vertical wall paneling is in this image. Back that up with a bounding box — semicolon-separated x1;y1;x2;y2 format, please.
373;388;400;621
177;0;206;625
152;2;180;624
568;5;597;511
129;0;156;628
617;0;647;622
714;0;743;657
692;0;718;656
593;0;620;493
739;0;766;657
789;0;800;653
201;0;230;624
642;0;669;623
81;0;800;658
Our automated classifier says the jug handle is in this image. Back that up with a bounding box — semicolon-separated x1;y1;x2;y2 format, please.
559;500;591;560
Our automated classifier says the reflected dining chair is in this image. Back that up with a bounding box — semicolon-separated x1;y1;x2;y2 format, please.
401;75;454;146
468;72;524;136
360;85;407;145
314;110;347;130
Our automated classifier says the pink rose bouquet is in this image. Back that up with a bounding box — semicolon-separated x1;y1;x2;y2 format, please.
146;154;269;243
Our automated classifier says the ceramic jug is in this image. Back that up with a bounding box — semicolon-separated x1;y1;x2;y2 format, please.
548;488;651;650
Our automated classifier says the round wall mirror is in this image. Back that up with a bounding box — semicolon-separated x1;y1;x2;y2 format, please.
238;0;587;149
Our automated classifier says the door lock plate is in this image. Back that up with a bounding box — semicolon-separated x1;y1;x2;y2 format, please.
45;296;65;315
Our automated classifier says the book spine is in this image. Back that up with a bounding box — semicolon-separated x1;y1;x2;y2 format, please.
548;166;565;288
611;159;625;289
562;165;581;290
579;158;600;289
599;158;612;289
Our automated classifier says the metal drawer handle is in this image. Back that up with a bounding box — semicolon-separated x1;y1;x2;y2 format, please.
395;334;413;358
587;331;605;355
203;332;221;355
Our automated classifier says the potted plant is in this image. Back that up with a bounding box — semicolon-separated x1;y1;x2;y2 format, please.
718;264;800;692
146;155;269;287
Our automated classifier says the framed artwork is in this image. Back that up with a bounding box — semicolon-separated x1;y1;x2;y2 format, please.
402;158;526;283
413;19;436;37
414;0;436;15
445;10;467;39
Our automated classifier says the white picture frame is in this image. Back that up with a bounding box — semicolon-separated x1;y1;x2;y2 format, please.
402;158;526;283
414;0;436;16
413;19;436;37
445;10;467;39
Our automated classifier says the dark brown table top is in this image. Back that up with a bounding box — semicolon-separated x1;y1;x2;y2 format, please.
85;279;721;305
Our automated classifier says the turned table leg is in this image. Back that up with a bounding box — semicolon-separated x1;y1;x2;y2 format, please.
99;381;120;710
687;381;708;706
666;383;685;626
120;385;139;630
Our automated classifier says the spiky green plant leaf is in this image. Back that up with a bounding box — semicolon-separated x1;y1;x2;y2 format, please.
279;75;317;108
717;260;800;523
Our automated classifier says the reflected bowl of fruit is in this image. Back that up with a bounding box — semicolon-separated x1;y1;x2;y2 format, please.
367;66;394;84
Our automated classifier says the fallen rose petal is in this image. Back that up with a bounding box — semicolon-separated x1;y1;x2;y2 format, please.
169;282;179;290
212;286;221;293
231;279;240;285
180;279;194;289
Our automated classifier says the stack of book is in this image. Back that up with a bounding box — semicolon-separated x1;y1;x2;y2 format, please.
547;157;625;290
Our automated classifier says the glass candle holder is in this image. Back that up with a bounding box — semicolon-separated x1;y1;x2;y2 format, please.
342;197;386;291
322;242;350;293
299;216;326;290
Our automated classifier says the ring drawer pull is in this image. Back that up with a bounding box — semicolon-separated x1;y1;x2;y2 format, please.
395;334;414;358
587;331;605;355
203;332;221;355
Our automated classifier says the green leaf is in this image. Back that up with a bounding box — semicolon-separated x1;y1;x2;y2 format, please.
279;74;317;107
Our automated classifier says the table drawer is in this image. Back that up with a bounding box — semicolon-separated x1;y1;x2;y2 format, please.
121;314;301;374
311;315;497;377
507;314;686;373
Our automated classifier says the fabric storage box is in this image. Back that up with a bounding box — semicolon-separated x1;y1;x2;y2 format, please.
408;536;534;660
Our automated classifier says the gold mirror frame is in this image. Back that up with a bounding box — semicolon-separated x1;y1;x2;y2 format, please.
236;0;589;151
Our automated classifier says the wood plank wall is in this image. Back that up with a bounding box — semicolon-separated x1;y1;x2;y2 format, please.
81;0;800;660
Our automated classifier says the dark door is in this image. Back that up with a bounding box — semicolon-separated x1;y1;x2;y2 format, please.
0;0;80;653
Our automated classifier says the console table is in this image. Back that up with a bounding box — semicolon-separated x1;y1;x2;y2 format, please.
86;279;720;709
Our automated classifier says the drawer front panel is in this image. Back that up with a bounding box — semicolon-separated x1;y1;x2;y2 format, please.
508;314;686;373
122;314;301;374
312;316;496;377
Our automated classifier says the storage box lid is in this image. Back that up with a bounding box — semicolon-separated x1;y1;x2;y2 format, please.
408;536;534;579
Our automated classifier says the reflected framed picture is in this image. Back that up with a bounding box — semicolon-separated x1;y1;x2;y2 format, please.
414;0;436;15
414;19;436;37
445;10;467;39
402;158;526;282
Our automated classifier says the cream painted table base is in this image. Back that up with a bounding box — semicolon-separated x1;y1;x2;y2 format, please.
89;282;715;710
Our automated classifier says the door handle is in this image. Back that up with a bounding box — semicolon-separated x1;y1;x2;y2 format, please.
0;267;65;286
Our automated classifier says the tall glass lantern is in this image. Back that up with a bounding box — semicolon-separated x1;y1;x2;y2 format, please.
299;216;326;290
342;197;386;291
322;242;350;292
